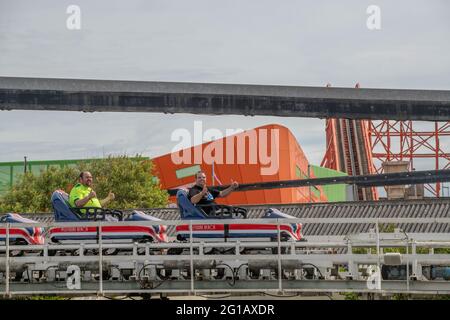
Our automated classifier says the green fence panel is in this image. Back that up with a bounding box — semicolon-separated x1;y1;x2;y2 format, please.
310;165;348;202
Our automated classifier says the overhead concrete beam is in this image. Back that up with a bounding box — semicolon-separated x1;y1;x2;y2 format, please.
1;76;450;120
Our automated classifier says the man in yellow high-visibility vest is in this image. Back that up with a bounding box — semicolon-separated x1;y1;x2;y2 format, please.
69;171;115;209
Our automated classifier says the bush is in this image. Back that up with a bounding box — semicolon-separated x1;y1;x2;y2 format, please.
0;155;168;213
342;292;359;300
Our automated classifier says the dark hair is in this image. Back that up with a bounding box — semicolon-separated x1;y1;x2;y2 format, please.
79;171;89;179
195;171;206;178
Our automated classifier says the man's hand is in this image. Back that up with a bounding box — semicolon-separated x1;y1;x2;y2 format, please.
100;191;115;207
75;190;97;207
219;179;239;198
191;185;208;205
88;190;97;199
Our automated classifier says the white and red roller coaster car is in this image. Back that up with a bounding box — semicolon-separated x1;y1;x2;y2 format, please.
0;213;45;245
175;189;304;242
47;190;168;244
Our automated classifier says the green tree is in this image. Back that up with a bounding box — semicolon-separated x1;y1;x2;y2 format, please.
0;166;79;213
0;155;168;213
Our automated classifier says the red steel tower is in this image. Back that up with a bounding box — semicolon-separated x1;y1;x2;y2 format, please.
370;120;450;197
321;83;450;199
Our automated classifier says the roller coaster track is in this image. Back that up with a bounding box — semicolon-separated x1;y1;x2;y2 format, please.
2;200;450;297
1;217;450;297
322;119;378;200
165;169;450;196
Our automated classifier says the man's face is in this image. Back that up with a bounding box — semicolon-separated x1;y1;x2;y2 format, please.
80;172;93;187
195;173;206;187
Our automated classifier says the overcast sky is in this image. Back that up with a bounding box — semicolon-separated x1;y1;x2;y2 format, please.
0;0;449;168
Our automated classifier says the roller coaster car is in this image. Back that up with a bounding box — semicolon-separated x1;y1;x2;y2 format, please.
48;190;167;243
0;213;45;245
175;189;304;242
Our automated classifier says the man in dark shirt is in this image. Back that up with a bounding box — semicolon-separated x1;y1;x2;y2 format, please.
188;171;239;216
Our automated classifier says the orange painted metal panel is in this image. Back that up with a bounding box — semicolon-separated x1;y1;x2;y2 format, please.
152;124;326;205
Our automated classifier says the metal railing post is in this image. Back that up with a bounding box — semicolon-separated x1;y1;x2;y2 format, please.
98;222;103;296
189;220;194;294
406;238;410;293
5;222;10;297
375;220;381;291
277;219;282;292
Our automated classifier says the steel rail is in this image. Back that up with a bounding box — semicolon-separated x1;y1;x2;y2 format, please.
168;168;450;195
